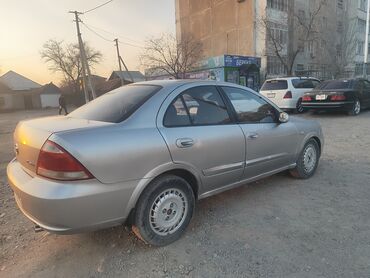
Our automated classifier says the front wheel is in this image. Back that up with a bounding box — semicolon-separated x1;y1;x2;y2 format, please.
132;175;195;246
348;98;361;116
290;139;320;179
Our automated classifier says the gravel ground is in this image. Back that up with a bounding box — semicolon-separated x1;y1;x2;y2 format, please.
1;108;370;278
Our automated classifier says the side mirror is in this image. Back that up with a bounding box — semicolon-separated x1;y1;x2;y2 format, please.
279;112;289;123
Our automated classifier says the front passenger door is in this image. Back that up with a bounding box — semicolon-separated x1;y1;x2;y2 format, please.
221;86;300;180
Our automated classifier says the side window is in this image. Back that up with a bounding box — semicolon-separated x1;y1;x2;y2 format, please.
163;97;191;127
163;86;231;127
355;81;364;91
182;86;231;125
222;86;277;123
363;80;370;90
311;80;320;88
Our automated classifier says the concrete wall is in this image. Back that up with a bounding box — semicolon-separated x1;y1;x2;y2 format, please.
0;94;14;111
176;0;257;58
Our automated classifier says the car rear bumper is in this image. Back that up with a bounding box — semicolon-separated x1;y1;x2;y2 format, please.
7;159;139;234
302;101;353;110
262;96;297;109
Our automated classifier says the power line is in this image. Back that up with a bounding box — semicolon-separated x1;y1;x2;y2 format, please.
81;22;143;44
82;22;144;48
83;0;114;14
81;22;113;42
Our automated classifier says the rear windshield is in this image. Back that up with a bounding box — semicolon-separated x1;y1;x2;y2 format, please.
69;85;161;123
317;80;353;90
292;79;319;89
261;80;288;90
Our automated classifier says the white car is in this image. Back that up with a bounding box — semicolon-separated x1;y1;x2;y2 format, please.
260;77;321;113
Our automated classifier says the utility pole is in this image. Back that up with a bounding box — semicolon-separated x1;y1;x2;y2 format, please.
69;11;97;102
363;0;370;77
114;38;134;84
287;0;295;76
114;38;124;86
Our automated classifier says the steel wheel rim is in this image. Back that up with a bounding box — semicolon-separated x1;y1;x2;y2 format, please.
303;144;317;173
149;188;188;236
297;100;304;113
354;100;361;114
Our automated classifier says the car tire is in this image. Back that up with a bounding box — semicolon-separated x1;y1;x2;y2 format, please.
132;175;195;246
290;139;320;179
295;98;305;114
348;98;361;116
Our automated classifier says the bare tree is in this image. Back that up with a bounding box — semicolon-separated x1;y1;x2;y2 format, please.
41;39;102;94
323;17;358;79
141;33;203;79
259;1;324;76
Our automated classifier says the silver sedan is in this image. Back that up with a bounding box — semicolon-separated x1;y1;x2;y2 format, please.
7;80;324;246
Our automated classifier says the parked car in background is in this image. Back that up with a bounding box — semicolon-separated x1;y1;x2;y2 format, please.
301;78;370;116
7;80;324;246
260;77;321;113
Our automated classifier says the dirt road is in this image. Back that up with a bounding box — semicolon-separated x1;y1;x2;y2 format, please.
1;109;370;277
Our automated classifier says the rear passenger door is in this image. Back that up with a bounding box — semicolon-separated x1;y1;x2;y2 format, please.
157;85;246;194
221;86;299;180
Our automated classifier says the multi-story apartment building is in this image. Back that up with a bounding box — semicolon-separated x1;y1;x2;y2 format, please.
175;0;368;82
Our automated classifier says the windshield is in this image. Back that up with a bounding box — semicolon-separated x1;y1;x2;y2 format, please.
261;80;288;90
69;84;161;123
317;80;353;90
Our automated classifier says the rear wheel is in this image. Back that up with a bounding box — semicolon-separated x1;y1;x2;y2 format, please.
132;175;195;246
295;98;305;113
348;98;361;116
290;139;320;179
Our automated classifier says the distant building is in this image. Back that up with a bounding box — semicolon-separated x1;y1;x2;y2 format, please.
108;71;146;83
0;70;61;111
175;0;364;80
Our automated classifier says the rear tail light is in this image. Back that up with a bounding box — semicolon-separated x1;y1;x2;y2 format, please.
36;140;93;181
302;95;312;101
330;94;346;101
283;91;292;99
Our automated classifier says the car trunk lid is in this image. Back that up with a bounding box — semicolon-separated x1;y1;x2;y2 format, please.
14;116;112;175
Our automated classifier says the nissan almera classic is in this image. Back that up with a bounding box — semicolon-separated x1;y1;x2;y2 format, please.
7;80;323;246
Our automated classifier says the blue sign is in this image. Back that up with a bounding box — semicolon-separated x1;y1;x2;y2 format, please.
224;55;261;68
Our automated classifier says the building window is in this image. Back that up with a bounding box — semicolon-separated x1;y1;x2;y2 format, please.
298;10;305;21
308;41;316;57
338;0;344;9
359;0;367;11
337;21;343;32
296;64;305;72
336;45;342;58
322;17;328;28
267;56;287;75
267;22;288;45
267;0;288;12
357;40;364;55
358;19;366;34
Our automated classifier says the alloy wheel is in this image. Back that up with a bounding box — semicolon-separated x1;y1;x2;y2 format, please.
149;188;188;236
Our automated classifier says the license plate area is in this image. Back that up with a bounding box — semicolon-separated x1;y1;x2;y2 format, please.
316;94;327;100
267;93;275;98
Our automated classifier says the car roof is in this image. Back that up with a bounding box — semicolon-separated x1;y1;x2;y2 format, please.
264;77;319;81
133;79;258;91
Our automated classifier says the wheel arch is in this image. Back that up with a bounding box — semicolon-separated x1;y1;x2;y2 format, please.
125;164;202;225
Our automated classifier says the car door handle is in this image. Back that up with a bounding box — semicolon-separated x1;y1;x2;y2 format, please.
176;138;194;148
248;133;259;139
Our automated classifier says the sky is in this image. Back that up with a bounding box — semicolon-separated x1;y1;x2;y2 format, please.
0;0;175;85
